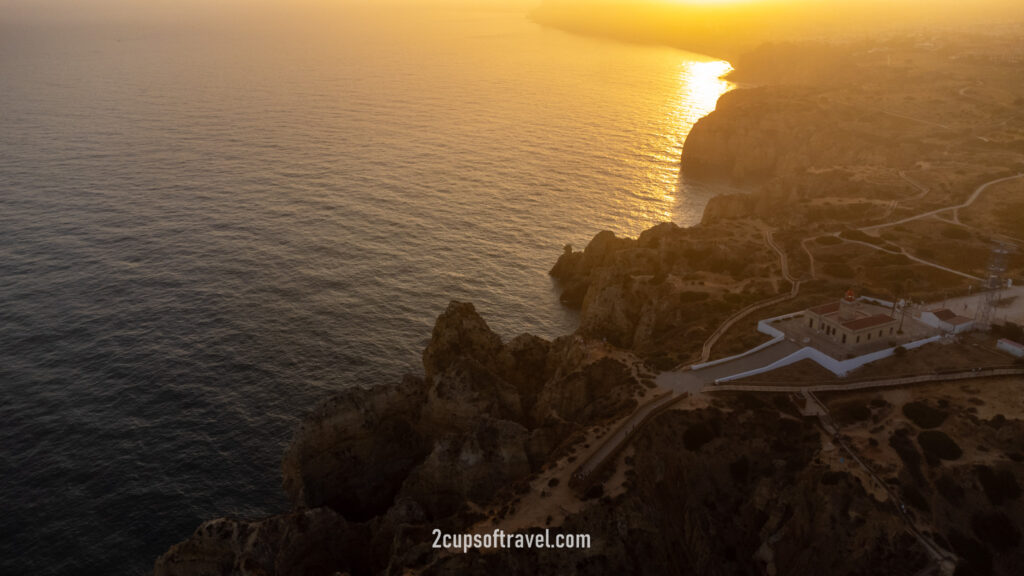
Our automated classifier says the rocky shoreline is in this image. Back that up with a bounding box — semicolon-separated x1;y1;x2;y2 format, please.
156;35;1024;575
154;302;645;575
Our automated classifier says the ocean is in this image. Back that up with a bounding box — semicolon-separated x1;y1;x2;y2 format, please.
0;3;731;574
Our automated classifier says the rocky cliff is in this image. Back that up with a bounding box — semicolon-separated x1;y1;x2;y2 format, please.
154;301;643;576
549;222;781;365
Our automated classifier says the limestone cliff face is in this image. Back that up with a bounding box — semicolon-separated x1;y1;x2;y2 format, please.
420;400;931;576
532;356;636;425
154;508;365;576
422;301;507;382
398;417;532;519
549;223;778;361
280;375;432;521
681;87;905;186
156;301;642;575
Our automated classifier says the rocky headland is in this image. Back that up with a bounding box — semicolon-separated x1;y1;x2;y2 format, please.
156;34;1024;576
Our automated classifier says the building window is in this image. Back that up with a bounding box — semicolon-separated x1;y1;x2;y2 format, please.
879;330;883;337
856;336;860;343
809;318;814;327
889;327;894;335
868;333;872;341
842;334;847;343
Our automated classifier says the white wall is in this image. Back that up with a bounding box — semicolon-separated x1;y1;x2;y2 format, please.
716;335;944;382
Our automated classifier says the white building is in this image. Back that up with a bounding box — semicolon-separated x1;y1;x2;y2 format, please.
918;308;975;334
997;338;1024;358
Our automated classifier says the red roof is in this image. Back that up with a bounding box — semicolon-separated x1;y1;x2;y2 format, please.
932;308;972;325
809;301;841;315
842;314;896;331
1000;338;1024;350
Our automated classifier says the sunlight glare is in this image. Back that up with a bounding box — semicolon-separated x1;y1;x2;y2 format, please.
629;58;732;229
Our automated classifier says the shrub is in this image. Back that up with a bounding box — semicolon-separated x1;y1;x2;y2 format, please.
684;422;718;451
583;484;604;500
948;531;993;576
902;401;949;429
890;429;924;484
833;401;871;424
971;512;1021;552
902;485;930;512
918;431;962;464
821;471;848;486
935;474;964;504
976;465;1022;505
729;456;749;484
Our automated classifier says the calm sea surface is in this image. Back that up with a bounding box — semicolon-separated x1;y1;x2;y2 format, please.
0;4;730;574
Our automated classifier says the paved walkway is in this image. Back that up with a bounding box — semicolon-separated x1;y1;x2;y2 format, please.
575;172;1024;490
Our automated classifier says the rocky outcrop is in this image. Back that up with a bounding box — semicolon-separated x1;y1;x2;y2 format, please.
398;417;532;519
422;302;507;382
421;400;931;575
533;357;636;425
158;301;642;575
680;87;911;186
281;375;432;521
548;224;778;360
154;508;366;576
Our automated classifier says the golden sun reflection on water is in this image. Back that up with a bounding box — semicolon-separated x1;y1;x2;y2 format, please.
628;59;733;231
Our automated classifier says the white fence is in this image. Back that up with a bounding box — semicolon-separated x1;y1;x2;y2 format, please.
716;334;943;382
691;311;804;371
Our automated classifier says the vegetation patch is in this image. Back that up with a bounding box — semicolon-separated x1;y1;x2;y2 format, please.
889;429;924;484
917;430;962;464
902;484;930;512
976;465;1021;505
971;512;1021;552
902;401;949;429
683;422;719;451
948;530;993;576
935;474;964;505
833;401;871;425
729;456;749;484
820;470;849;486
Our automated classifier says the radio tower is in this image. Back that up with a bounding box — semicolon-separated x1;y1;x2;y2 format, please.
976;242;1014;328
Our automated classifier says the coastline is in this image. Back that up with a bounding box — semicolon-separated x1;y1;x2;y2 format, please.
153;23;1024;576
